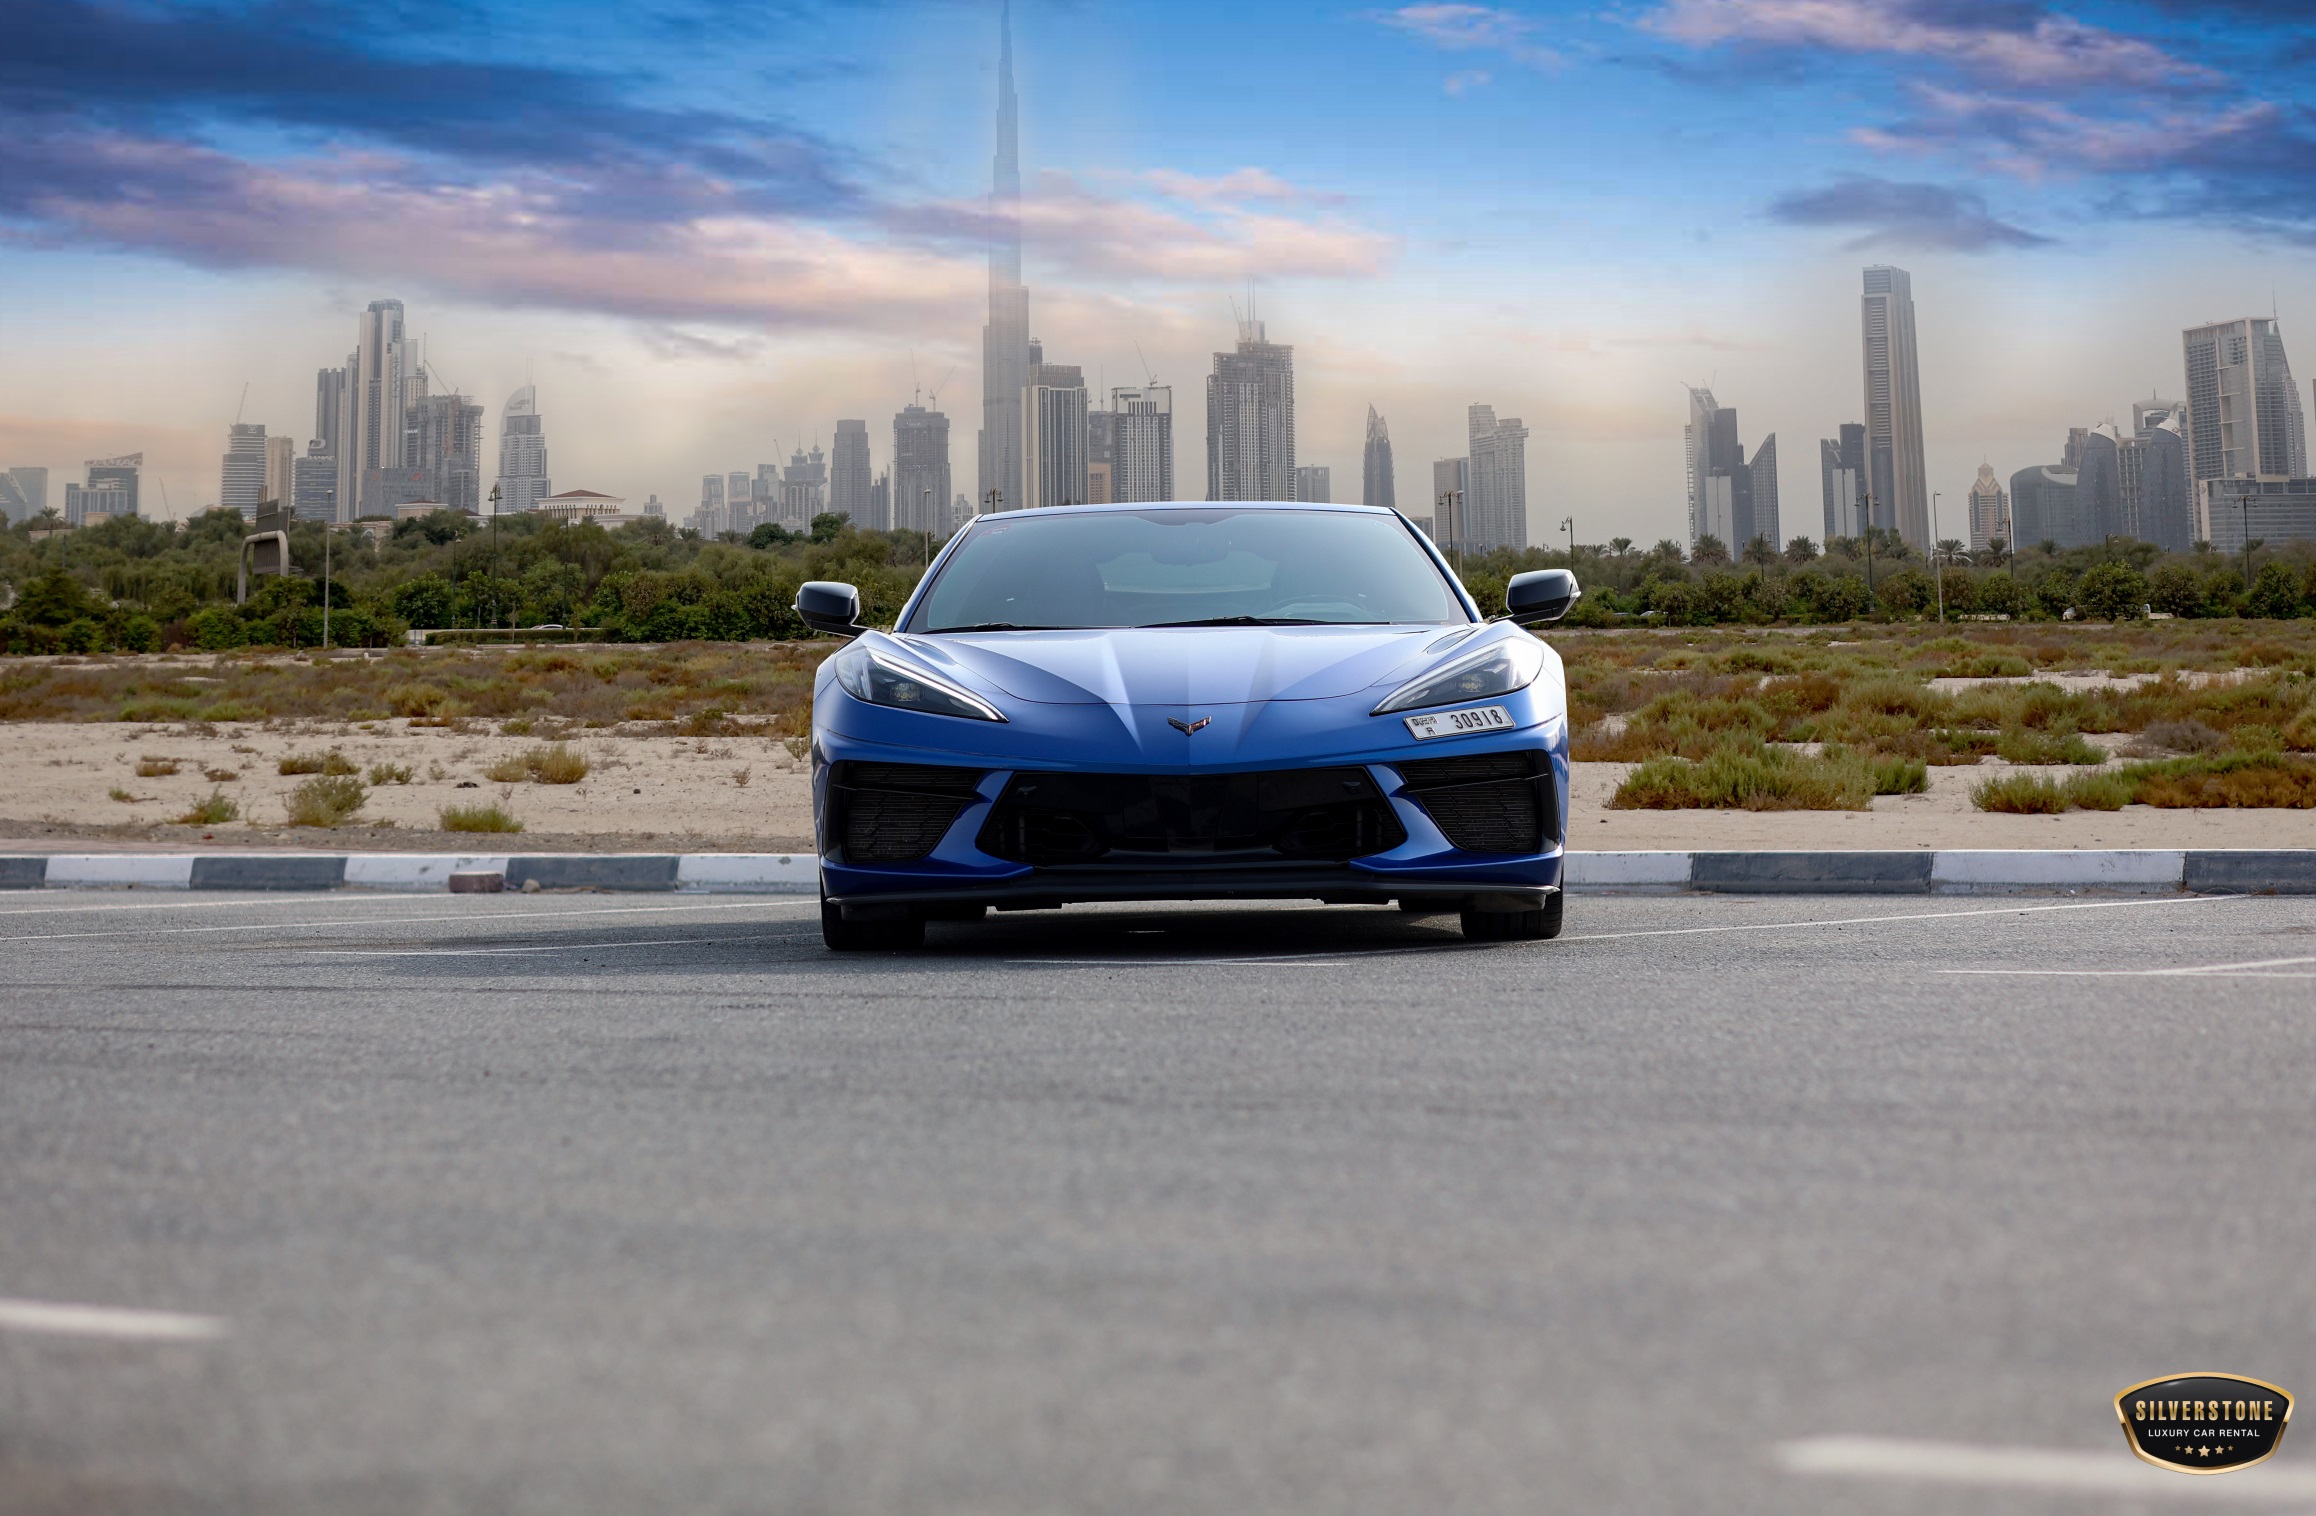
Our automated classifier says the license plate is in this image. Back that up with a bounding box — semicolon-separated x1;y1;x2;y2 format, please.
1403;704;1514;740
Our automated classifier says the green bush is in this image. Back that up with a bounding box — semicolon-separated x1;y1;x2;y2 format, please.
1611;737;1879;810
186;606;246;649
440;801;523;833
284;774;366;826
2077;561;2151;620
2247;561;2307;620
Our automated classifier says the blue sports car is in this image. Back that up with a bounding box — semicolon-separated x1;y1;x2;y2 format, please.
795;500;1580;950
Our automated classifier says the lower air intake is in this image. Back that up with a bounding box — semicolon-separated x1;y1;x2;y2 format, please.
1395;749;1556;855
832;762;986;863
979;767;1406;867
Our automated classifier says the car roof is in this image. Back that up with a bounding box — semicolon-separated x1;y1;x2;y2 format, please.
971;499;1397;521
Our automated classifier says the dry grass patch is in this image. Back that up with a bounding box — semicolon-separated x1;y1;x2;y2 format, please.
484;743;589;784
174;790;240;825
1610;738;1924;811
285;774;366;826
440;801;523;833
280;749;357;776
134;755;180;777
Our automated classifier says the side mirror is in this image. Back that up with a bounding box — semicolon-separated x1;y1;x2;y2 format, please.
1505;569;1580;627
795;580;865;638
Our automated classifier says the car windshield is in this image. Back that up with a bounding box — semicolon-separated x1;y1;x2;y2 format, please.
909;508;1466;632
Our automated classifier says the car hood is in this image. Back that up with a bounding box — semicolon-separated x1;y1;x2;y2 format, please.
897;625;1466;706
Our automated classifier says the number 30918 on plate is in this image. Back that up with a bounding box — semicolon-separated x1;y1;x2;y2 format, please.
1402;705;1514;740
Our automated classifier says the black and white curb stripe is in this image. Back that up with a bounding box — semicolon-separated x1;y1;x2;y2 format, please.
0;851;2310;894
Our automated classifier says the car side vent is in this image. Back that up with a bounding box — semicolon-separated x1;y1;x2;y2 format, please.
1394;750;1556;855
832;762;986;863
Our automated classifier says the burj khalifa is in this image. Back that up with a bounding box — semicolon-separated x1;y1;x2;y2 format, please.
977;1;1029;515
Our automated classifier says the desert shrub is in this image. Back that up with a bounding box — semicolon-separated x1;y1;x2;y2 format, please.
440;801;523;833
486;742;590;783
1643;578;1700;625
1971;769;2130;812
284;773;366;826
368;761;414;785
2136;718;2226;754
1794;571;1870;623
116;615;162;653
1864;751;1930;794
1610;737;1878;811
280;750;357;776
174;790;240;825
2033;569;2079;619
2076;561;2151;621
134;755;180;777
2129;752;2316;808
1874;569;1930;615
1995;727;2105;765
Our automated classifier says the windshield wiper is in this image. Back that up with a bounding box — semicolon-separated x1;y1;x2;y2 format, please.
1137;615;1332;628
928;622;1068;632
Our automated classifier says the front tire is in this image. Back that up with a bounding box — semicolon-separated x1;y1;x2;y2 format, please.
1460;890;1563;942
821;893;926;951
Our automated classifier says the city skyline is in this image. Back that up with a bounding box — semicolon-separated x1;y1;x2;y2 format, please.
4;0;2314;546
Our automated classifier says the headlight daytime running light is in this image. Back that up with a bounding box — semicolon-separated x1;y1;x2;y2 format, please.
834;644;1008;722
1371;635;1545;715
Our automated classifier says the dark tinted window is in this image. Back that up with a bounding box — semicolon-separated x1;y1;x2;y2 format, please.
910;508;1464;631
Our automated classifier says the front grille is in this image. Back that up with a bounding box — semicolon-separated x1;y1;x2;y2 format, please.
1395;749;1556;854
979;767;1406;867
832;761;986;863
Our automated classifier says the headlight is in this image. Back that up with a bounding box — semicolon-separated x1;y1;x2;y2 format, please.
1371;636;1544;715
833;643;1007;722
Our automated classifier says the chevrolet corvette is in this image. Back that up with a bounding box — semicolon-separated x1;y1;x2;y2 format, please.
796;500;1578;950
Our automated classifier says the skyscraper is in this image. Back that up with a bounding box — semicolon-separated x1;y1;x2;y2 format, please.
1362;406;1396;510
700;474;724;516
0;466;47;523
1749;434;1780;548
2180;318;2306;482
314;366;346;460
86;457;139;517
1965;464;2007;551
220;423;267;516
979;2;1029;513
1110;384;1173;502
893;404;953;537
2129;413;2193;551
497;386;552;514
263;433;294;512
339;299;417;526
780;445;826;528
829;419;875;526
1022;359;1088;510
2010;462;2080;548
406;392;485;514
292;441;336;522
2075;422;2126;545
1206;320;1295;501
1819;425;1865;540
1861;266;1929;547
1294;465;1331;503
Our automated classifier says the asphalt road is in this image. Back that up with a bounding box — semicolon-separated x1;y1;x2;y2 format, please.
6;886;2316;1515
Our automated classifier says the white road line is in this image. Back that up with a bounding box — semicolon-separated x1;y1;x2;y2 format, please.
5;898;818;944
1562;893;2237;942
0;892;461;918
996;896;2243;966
1946;954;2316;979
308;935;740;958
1776;1435;2316;1501
0;1296;227;1342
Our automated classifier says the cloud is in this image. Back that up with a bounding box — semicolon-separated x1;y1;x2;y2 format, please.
1768;176;2053;249
1860;84;2279;178
1017;172;1395;284
1640;0;2214;89
1444;70;1495;94
1374;5;1559;69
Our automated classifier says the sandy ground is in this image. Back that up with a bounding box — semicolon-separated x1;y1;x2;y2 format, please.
3;719;2312;853
0;721;814;852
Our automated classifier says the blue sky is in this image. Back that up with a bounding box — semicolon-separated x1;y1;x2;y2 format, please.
3;0;2312;541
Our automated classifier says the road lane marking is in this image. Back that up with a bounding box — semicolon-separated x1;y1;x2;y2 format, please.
1776;1435;2316;1501
5;898;818;944
1945;953;2316;979
307;936;744;957
0;1296;226;1342
995;896;2242;965
0;893;465;918
1563;893;2237;942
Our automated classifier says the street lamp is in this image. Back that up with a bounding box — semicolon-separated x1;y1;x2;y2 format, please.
488;483;503;631
1436;488;1465;576
1931;490;1944;624
921;488;934;568
1561;515;1575;569
322;512;333;650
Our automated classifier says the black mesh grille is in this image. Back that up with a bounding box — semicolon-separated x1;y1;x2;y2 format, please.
1395;749;1556;854
980;767;1406;867
832;762;986;863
